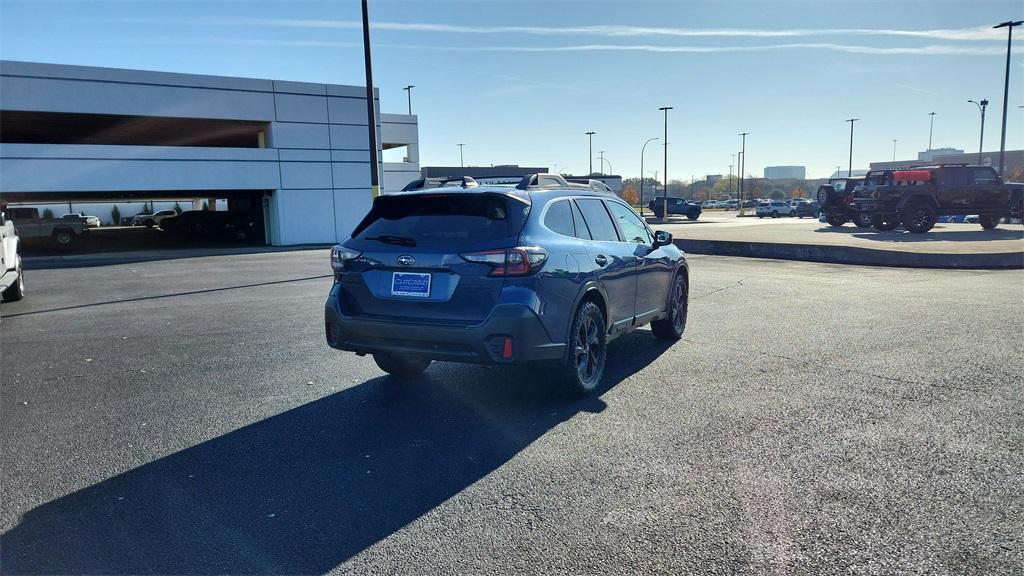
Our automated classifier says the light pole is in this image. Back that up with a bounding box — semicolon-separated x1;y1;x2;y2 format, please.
845;119;858;177
585;131;596;176
892;139;897;162
730;152;736;200
361;0;380;199
599;151;605;176
402;85;414;115
659;107;673;219
836;165;842;178
602;156;613;176
994;20;1022;176
738;132;748;215
927;112;936;151
968;99;989;164
639;137;659;216
457;143;465;168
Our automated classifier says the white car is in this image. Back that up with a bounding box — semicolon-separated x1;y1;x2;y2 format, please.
756;200;795;218
132;210;178;227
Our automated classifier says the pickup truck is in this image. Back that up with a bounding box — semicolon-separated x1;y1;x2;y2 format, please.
851;165;1012;233
648;197;702;220
5;207;89;247
1;207;25;302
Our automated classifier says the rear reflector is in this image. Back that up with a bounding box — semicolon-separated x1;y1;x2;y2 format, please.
502;336;513;360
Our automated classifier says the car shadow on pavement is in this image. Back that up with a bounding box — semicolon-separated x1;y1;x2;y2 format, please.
813;225;1024;242
0;330;673;575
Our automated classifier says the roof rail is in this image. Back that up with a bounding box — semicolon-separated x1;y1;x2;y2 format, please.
515;173;575;190
401;176;478;192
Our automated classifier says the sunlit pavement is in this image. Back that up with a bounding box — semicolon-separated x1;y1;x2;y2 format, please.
1;251;1022;574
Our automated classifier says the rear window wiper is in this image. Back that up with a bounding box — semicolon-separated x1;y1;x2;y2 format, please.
363;234;417;247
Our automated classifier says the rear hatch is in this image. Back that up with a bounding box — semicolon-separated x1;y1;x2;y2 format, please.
337;191;530;326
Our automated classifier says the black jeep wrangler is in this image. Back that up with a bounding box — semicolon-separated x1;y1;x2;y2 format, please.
851;164;1011;233
816;176;872;228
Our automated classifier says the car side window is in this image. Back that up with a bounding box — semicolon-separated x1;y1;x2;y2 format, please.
574;198;620;242
543;199;575;237
570;200;592;240
973;168;998;185
605;201;651;245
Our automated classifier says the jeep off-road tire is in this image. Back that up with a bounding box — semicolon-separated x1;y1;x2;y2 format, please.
373;353;431;377
52;228;75;247
871;213;899;232
979;214;1001;230
854;213;873;228
903;203;937;234
562;301;607;396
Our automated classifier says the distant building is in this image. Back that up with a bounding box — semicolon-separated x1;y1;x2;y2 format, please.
421;165;548;179
871;149;1023;174
764;166;806;180
705;174;722;184
917;148;964;162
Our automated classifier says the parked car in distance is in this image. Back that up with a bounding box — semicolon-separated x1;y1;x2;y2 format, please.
756;200;795;218
5;207;89;247
159;210;259;241
795;200;820;218
0;206;25;302
325;175;690;396
132;210;178;227
649;197;702;220
63;213;100;227
851;165;1012;233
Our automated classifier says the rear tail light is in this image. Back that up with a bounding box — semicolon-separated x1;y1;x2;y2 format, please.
331;246;362;273
460;247;548;276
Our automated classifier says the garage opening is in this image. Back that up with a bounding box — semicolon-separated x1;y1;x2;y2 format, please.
1;111;268;148
1;189;271;255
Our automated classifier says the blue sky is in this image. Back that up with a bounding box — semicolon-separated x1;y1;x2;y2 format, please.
1;0;1022;180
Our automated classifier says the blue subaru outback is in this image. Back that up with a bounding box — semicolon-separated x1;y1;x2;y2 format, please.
325;174;689;395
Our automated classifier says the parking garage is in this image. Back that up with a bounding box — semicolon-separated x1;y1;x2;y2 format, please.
0;60;420;253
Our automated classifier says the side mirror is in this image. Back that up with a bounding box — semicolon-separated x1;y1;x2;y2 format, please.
653;230;673;248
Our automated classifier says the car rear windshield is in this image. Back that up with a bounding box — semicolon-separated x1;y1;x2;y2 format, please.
352;193;525;247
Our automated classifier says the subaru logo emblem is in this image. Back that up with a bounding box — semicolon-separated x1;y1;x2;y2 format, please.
396;255;416;266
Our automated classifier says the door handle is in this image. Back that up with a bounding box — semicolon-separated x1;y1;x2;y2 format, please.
594;255;608;267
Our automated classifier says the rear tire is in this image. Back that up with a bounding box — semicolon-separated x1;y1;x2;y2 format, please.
52;229;75;247
903;203;937;234
562;301;607;396
2;259;24;302
651;274;688;341
854;213;873;228
373;353;431;377
979;214;1000;230
687;213;699;221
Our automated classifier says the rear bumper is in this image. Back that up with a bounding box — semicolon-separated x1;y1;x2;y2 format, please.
324;286;565;365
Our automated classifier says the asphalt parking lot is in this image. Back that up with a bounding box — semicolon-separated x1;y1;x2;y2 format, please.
1;251;1022;574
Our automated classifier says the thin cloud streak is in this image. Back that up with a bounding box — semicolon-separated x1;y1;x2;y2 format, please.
93;37;1010;57
101;17;1005;42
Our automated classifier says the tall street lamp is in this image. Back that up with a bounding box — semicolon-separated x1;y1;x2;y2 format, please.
457;143;465;168
361;0;380;199
585;131;596;176
968;99;989;164
845;119;859;177
994;20;1022;175
927;112;936;151
892;139;897;162
738;132;748;216
599;151;605;176
659;107;673;219
402;85;414;115
639;137;659;216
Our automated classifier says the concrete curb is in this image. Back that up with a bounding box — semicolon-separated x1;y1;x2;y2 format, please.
674;238;1024;269
23;244;333;269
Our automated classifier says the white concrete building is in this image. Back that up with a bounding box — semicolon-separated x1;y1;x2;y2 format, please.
0;60;419;245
